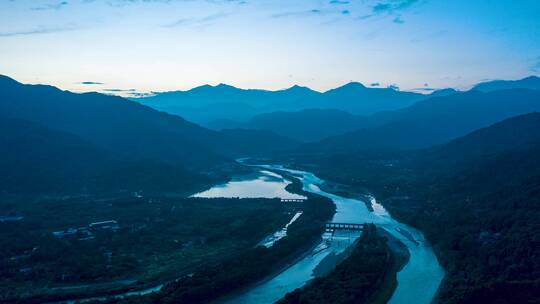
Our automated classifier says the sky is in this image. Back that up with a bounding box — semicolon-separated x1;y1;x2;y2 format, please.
1;0;539;97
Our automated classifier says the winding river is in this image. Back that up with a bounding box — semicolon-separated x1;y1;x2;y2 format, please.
57;165;444;304
215;165;445;304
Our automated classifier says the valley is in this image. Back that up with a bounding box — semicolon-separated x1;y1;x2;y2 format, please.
2;2;540;303
0;75;539;304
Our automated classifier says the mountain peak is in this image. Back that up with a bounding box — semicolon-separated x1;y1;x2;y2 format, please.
188;83;241;94
0;74;21;86
338;82;367;90
285;84;312;91
215;83;238;90
473;75;540;92
430;88;459;97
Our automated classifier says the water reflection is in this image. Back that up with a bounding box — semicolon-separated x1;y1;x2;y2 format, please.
222;165;444;304
192;170;306;199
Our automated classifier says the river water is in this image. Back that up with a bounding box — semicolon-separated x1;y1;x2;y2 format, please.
218;165;445;304
57;166;444;304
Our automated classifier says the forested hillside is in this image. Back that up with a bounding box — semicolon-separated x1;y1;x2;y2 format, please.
280;113;540;303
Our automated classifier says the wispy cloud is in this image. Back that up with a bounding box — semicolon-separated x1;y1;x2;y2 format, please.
100;88;156;98
163;12;229;28
372;0;419;14
31;1;68;11
102;88;136;92
0;25;78;37
272;7;354;19
272;9;323;19
103;0;173;7
358;0;423;22
102;0;245;8
79;81;104;85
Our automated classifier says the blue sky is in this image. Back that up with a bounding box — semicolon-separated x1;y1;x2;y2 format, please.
0;0;539;96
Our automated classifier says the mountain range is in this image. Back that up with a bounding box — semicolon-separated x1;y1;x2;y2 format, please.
0;75;296;196
137;76;539;143
276;111;540;304
2;74;539;196
134;81;431;125
299;88;540;151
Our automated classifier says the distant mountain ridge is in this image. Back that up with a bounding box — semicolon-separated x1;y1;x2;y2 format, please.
0;75;299;196
217;78;538;142
141;76;538;141
472;76;540;92
301;88;540;151
0;75;224;169
135;81;427;124
0;117;215;196
245;109;368;142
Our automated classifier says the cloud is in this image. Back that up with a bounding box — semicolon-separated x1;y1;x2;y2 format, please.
102;0;245;7
372;2;391;14
329;0;350;4
100;88;155;98
79;81;104;85
103;0;173;7
128;92;156;98
0;25;78;37
31;1;68;11
412;87;435;91
102;88;137;92
372;0;419;14
272;9;323;18
163;12;229;27
272;7;355;19
359;0;422;22
393;16;404;24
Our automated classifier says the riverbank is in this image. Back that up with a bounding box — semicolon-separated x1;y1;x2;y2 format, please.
98;170;335;304
210;174;331;301
276;224;400;304
272;165;444;304
370;227;410;304
1;197;289;304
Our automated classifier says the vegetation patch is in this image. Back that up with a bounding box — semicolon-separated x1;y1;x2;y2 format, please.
277;224;401;304
0;196;290;303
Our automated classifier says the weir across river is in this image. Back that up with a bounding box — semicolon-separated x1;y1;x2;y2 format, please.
325;222;364;232
280;198;306;203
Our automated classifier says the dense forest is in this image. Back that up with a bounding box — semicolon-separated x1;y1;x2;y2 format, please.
0;75;299;198
0;196;291;303
277;224;400;304
101;174;335;304
280;113;540;303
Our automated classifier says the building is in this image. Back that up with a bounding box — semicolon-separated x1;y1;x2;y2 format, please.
89;220;120;231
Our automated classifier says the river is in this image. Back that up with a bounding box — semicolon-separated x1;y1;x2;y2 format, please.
55;166;444;304
217;165;445;304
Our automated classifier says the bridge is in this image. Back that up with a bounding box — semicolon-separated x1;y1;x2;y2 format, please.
281;198;307;203
325;222;364;232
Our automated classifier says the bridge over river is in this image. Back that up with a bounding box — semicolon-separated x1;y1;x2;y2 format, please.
325;222;364;231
